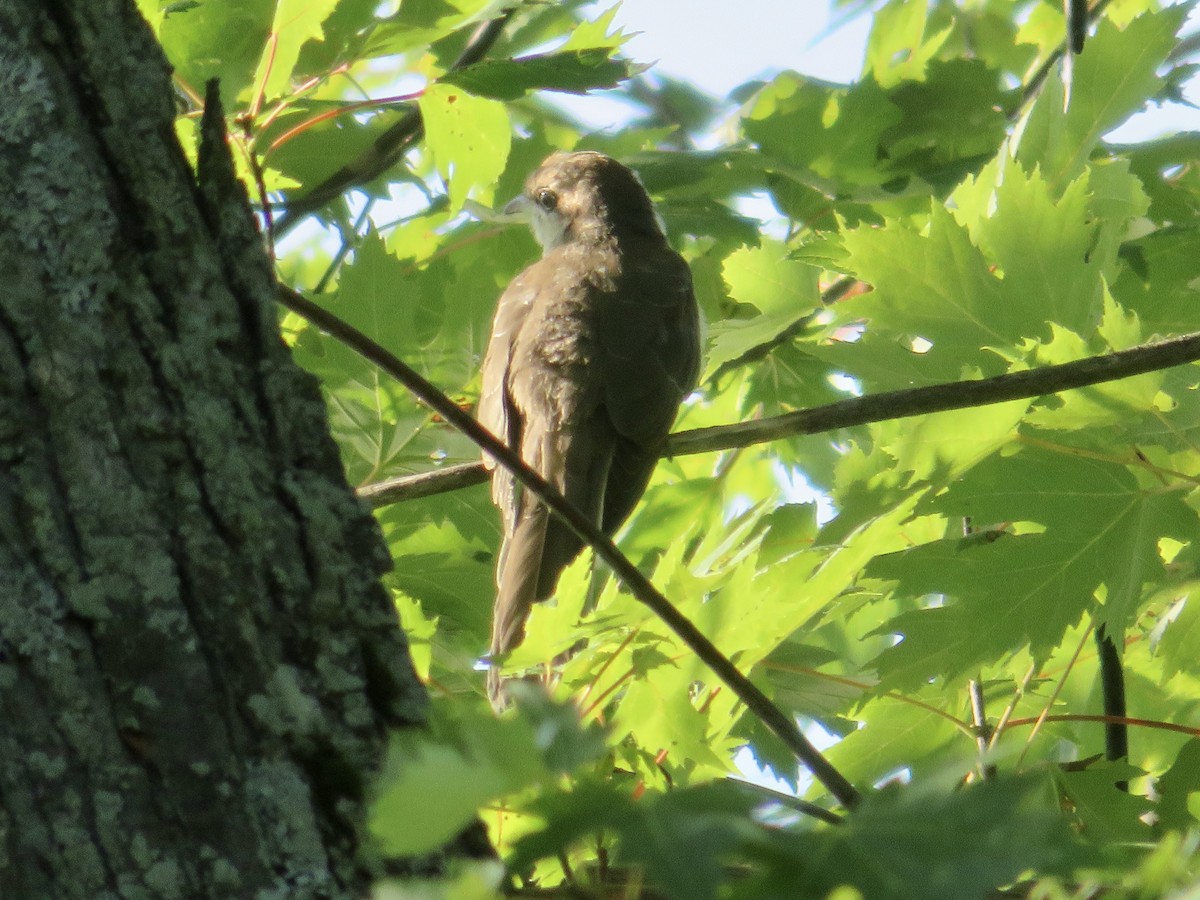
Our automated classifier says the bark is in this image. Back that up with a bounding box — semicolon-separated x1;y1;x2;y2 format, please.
0;2;426;897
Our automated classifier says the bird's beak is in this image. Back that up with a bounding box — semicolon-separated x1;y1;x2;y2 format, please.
462;196;529;225
502;194;531;220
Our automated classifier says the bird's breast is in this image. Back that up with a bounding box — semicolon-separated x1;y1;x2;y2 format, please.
506;253;618;426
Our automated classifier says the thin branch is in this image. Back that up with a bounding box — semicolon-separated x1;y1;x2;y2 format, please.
669;329;1200;456
1005;714;1200;739
726;778;844;826
360;329;1200;506
968;678;994;780
271;13;512;237
987;662;1036;755
276;284;862;811
770;664;975;737
313;198;375;294
358;461;489;504
1015;623;1094;770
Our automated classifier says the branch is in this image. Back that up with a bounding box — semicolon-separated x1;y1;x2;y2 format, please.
276;284;862;811
361;329;1200;505
668;329;1200;455
726;778;844;826
271;13;512;237
358;461;488;505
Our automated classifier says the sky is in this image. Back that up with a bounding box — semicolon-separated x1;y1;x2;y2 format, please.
611;0;870;90
561;0;1200;142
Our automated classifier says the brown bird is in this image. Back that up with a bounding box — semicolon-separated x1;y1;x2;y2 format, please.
479;151;701;705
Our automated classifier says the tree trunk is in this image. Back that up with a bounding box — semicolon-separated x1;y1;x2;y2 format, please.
0;2;426;896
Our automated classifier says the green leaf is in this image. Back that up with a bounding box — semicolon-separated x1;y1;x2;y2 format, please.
924;445;1199;640
393;589;438;681
867;533;1092;689
1113;228;1200;335
864;0;950;87
1015;6;1188;189
722;241;820;317
756;774;1095;900
628;149;768;198
509;781;755;900
419;83;512;211
881;59;1009;174
370;693;606;856
838;203;1012;376
250;0;341;104
703;241;820;377
365;0;498;57
822;695;965;789
658;198;762;249
1157;739;1200;832
1054;762;1154;843
971;164;1101;336
441;50;637;100
742;72;904;188
1160;593;1200;682
560;3;630;52
157;0;275;102
1126;132;1200;224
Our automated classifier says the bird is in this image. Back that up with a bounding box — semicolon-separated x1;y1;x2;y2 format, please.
478;151;701;706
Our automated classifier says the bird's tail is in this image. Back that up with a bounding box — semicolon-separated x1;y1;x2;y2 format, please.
488;497;550;708
487;428;607;708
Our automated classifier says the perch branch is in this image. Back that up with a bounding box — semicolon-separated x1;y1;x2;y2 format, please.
276;284;862;811
361;329;1200;505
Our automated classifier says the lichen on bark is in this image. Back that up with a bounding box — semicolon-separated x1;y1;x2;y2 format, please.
0;2;426;896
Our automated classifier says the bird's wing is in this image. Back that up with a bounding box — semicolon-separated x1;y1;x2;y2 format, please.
479;267;539;541
594;247;701;532
485;256;615;661
597;248;701;448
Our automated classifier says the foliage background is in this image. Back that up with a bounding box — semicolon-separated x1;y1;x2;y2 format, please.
141;0;1200;896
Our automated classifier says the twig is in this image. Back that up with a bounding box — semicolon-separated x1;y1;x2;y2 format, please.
771;664;976;737
1015;624;1094;770
726;778;844;826
968;678;994;780
276;284;862;811
358;461;489;504
313;198;375;294
987;663;1037;756
1005;714;1200;738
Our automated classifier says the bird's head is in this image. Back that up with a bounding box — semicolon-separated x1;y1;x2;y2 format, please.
504;151;666;254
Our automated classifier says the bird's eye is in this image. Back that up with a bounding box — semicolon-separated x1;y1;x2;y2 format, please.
535;189;557;211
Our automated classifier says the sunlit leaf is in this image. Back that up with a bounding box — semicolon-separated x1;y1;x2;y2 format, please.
419;83;512;211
